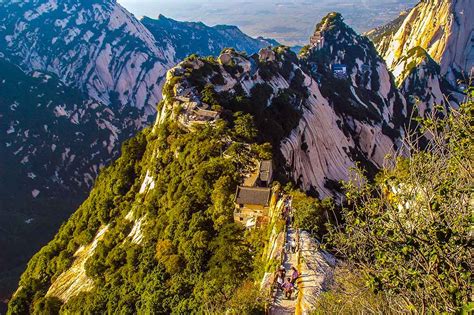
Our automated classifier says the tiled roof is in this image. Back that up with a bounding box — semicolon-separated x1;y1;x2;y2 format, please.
235;186;271;206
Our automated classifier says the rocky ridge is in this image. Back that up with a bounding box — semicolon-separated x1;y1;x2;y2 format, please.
371;0;474;84
142;15;277;61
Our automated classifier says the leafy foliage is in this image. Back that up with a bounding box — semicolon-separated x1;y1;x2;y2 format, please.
8;105;268;313
288;190;335;238
326;99;473;313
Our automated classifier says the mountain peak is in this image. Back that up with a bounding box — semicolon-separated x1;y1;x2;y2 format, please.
315;12;345;33
310;12;363;50
375;0;474;81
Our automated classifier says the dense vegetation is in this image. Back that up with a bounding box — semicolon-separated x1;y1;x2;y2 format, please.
317;96;473;313
8;91;277;314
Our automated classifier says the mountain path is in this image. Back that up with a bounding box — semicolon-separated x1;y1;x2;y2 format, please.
268;227;336;314
270;227;299;315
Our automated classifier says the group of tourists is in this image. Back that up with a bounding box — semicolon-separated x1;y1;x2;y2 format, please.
275;195;301;300
276;265;300;300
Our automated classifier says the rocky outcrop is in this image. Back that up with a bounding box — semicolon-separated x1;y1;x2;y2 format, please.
375;0;474;82
46;226;109;302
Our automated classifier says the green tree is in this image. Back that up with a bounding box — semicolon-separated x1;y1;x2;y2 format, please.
233;112;258;141
328;100;473;313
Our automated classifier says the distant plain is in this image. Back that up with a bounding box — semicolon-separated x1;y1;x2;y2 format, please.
119;0;418;45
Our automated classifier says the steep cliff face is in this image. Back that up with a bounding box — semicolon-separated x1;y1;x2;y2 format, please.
375;0;474;81
0;0;176;114
288;13;406;197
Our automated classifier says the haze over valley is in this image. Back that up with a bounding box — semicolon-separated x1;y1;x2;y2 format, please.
118;0;418;45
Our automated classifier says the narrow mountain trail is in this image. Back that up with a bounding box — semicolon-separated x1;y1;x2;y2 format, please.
270;227;299;315
269;197;336;315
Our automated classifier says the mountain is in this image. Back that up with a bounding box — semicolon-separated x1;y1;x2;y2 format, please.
292;12;406;197
8;13;410;313
141;15;278;61
0;0;175;115
370;0;474;84
0;57;142;303
0;0;279;304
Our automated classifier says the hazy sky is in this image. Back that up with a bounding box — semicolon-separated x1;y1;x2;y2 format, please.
118;0;417;45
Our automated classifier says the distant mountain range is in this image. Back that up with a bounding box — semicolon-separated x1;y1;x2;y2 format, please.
142;15;278;61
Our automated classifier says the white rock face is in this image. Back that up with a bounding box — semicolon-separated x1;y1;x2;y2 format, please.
280;75;398;199
139;170;155;194
0;0;176;114
46;225;109;302
381;0;474;79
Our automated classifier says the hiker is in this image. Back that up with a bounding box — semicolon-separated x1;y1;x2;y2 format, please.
282;277;294;299
291;239;297;253
278;265;286;278
276;273;284;289
291;266;299;286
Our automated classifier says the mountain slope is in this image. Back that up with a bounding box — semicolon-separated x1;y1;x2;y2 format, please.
372;0;474;82
0;0;175;114
0;58;142;300
8;14;410;312
0;0;280;303
142;15;277;61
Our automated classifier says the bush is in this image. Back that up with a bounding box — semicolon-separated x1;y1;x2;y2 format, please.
327;100;473;313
